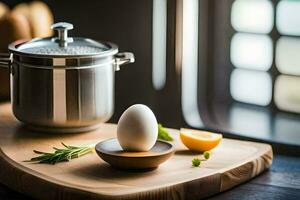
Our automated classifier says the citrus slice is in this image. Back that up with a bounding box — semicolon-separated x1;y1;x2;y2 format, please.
180;128;222;152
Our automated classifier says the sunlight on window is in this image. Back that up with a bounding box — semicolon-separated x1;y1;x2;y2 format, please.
230;69;272;106
277;0;300;36
230;33;273;71
276;36;300;76
231;0;274;34
275;112;300;145
229;103;271;138
274;75;300;113
152;0;167;90
181;0;203;128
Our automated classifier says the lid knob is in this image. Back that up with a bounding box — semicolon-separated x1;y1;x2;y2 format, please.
51;22;74;47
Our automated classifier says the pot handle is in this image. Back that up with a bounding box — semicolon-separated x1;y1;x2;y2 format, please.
0;53;11;69
114;52;135;71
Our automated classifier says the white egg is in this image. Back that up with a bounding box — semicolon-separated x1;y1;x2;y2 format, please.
117;104;158;151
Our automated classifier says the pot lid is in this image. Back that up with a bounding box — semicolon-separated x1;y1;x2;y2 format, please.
12;22;117;57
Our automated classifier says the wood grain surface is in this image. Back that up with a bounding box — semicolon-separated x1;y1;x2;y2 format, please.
0;103;273;200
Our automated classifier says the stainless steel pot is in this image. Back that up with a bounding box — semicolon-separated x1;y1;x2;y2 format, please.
0;22;134;133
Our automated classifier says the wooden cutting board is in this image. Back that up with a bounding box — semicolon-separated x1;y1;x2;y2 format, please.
0;103;273;200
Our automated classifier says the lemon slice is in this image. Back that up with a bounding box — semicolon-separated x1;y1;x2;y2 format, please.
180;128;222;152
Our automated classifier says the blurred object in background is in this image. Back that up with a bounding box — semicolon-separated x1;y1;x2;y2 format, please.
0;11;31;52
0;2;11;52
0;2;10;100
0;1;53;100
0;2;8;19
13;1;53;37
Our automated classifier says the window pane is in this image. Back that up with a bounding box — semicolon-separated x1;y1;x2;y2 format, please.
231;0;274;34
181;0;203;128
230;69;272;106
274;75;300;113
152;0;167;90
230;33;273;71
276;36;300;76
275;113;300;145
276;0;300;36
229;103;271;138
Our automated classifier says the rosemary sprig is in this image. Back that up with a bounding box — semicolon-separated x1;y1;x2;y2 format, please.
26;143;95;165
158;123;173;141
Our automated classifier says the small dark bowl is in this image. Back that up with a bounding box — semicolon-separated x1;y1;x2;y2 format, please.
95;138;174;170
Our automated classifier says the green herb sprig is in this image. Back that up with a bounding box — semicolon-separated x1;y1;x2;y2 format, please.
203;151;210;159
192;151;210;167
158;123;173;141
192;158;201;167
26;143;94;165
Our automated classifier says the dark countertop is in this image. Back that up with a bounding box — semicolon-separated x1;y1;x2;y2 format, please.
209;154;300;200
0;154;299;200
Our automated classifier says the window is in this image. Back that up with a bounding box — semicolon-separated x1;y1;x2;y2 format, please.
274;75;300;113
276;0;300;36
231;33;273;71
231;0;274;34
276;37;300;75
230;0;273;106
230;0;300;113
230;69;272;106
